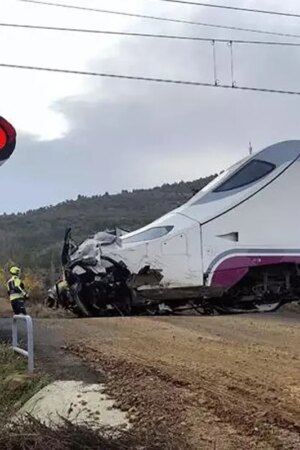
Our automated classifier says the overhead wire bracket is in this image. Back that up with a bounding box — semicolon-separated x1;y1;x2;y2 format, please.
228;41;236;88
211;40;219;86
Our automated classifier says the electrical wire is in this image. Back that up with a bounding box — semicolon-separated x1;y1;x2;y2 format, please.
1;62;300;96
2;22;300;46
157;0;300;19
16;0;300;40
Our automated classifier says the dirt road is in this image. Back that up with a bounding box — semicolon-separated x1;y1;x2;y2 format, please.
37;312;298;450
1;312;299;449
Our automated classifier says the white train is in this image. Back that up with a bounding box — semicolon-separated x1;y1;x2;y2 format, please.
62;140;300;316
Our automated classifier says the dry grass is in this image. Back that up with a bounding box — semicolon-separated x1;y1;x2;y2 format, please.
283;303;300;314
0;345;49;421
27;303;73;319
0;298;72;319
0;416;181;450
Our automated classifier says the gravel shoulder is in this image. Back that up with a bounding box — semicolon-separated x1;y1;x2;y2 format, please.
0;317;102;383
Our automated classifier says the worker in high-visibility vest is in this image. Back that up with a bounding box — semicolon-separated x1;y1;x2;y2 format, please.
46;279;69;309
7;266;29;315
56;278;69;308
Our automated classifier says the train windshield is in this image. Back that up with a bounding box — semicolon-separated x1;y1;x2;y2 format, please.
214;159;275;192
201;158;246;193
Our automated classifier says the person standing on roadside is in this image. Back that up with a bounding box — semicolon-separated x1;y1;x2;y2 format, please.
7;266;29;315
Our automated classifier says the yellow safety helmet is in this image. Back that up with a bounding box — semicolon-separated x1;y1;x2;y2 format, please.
10;266;21;276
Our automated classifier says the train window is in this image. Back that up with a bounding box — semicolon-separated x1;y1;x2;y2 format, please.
122;226;173;244
214;159;275;192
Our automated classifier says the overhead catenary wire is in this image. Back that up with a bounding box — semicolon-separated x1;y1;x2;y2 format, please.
1;62;300;97
156;0;300;19
3;22;300;46
16;0;300;41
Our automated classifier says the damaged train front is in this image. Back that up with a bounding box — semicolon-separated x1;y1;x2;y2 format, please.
61;228;135;316
60;211;203;316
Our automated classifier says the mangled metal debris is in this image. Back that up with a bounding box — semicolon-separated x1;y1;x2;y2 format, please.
59;228;167;317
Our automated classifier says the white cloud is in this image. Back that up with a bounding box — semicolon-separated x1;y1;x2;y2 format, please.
1;0;150;140
1;0;300;213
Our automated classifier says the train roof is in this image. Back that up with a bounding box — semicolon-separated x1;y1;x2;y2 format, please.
121;140;300;240
187;140;300;207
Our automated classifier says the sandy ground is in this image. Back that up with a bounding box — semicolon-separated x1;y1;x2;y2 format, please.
38;312;299;450
1;311;299;449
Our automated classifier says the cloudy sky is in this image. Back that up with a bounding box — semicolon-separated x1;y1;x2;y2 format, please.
1;0;300;213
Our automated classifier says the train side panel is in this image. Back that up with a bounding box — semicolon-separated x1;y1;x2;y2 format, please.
106;215;204;288
201;157;300;287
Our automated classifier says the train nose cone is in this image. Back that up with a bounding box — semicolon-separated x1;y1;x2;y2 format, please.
0;116;16;164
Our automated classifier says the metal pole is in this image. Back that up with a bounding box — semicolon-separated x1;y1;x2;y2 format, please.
12;317;18;348
228;41;236;87
26;315;34;372
211;40;219;86
11;315;34;373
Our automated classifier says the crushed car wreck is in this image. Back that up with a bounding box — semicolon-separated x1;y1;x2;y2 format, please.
59;141;300;317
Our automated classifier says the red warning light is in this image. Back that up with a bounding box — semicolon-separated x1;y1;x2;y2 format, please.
0;127;8;150
0;117;16;161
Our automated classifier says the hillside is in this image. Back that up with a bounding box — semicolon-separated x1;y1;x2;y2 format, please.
0;175;216;274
